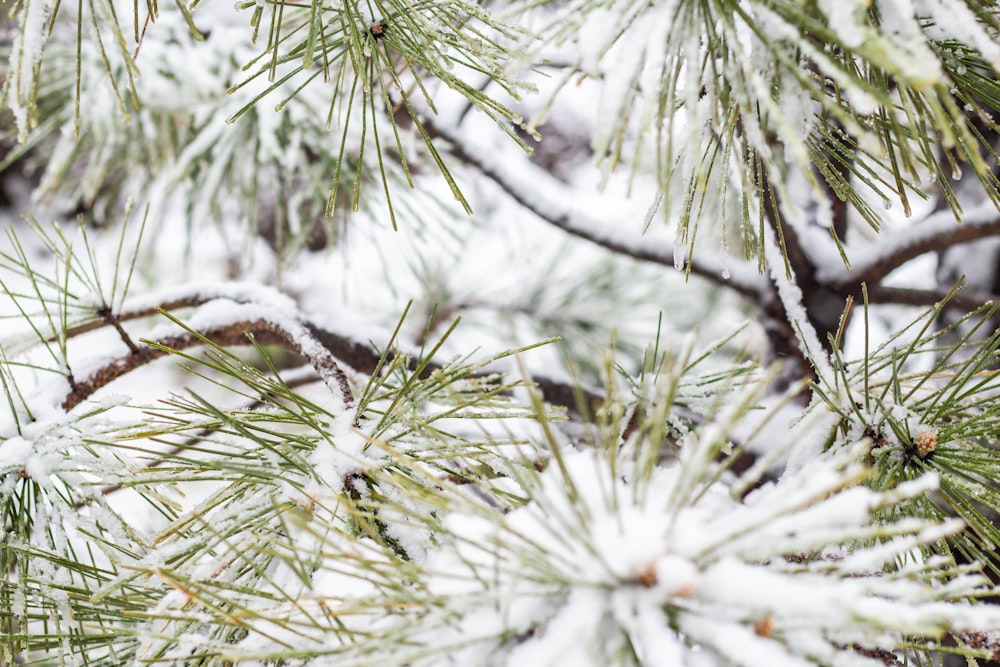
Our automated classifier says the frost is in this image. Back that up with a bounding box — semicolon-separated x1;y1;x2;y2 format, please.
5;0;56;139
915;0;1000;69
817;0;869;48
0;436;33;471
332;439;1000;666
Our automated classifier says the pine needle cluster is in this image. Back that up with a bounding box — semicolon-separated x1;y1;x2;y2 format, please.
4;0;1000;665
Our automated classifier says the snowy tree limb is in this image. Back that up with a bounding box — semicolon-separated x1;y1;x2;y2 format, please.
57;284;715;440
820;203;1000;286
61;314;353;412
864;284;998;311
54;286;586;417
421;117;768;299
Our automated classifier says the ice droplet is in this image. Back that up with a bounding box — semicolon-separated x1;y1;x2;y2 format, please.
882;198;892;210
952;165;963;180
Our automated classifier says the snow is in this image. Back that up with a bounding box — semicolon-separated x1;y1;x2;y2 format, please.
300;416;378;499
112;285;355;409
915;0;1000;69
5;0;1000;663
428;110;767;297
5;0;55;140
876;0;946;88
0;436;33;470
817;200;1000;284
403;439;1000;664
762;222;836;385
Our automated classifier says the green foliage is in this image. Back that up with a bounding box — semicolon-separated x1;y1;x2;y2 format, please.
817;289;1000;575
7;0;1000;664
511;0;1000;257
1;0;533;247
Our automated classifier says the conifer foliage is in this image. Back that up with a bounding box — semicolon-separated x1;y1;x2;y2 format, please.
4;0;1000;665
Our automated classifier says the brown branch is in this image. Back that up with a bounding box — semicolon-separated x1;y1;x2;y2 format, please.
63;306;161;340
56;286;594;417
61;306;622;423
62;293;256;342
55;292;596;421
863;284;998;311
828;205;1000;288
97;305;141;354
61;298;716;423
415;114;767;299
62;317;351;411
957;630;1000;661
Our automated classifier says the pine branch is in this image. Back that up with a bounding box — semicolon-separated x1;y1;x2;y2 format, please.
865;284;999;311
821;202;1000;287
420;116;768;298
55;283;715;441
62;311;352;411
79;367;323;506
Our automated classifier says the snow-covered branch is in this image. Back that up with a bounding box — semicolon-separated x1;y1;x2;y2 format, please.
821;202;1000;286
60;285;355;411
761;220;836;386
424;118;768;299
62;310;353;411
57;283;675;431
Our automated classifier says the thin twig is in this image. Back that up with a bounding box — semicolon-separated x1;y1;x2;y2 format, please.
97;305;140;354
62;316;352;411
821;203;1000;287
864;284;998;311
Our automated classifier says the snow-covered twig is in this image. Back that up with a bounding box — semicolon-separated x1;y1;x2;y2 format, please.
423;118;768;298
59;286;356;411
61;312;353;411
58;282;711;430
820;202;1000;286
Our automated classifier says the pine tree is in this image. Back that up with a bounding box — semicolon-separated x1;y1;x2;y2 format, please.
5;0;1000;664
